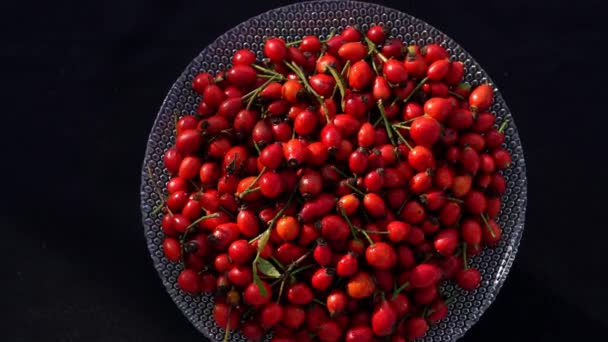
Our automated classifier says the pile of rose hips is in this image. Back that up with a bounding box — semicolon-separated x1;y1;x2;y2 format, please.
157;24;512;342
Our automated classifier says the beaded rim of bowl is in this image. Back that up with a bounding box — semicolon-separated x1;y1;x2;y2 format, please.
140;1;527;341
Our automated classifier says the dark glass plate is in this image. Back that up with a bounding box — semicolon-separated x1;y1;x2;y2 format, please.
140;1;527;341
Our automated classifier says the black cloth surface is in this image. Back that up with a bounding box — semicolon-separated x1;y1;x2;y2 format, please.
2;0;607;341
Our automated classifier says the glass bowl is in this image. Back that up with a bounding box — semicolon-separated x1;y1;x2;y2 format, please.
140;1;527;341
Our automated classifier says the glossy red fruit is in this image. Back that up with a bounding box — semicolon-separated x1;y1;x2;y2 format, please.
372;299;397;337
336;253;359;277
287;282;314;305
244;281;272;306
427;300;449;323
405;316;428;340
227;264;253;287
469;83;494;112
445;61;465;85
408;145;435;172
192;72;214;95
366;242;397;270
424;97;452;123
177;269;200;294
410;116;441;147
282;305;306;329
410;263;442;288
264;38;288;64
457;268;482;290
341;26;362;42
326;289;348;316
283;138;308;167
434;227;459;256
372;76;391;101
213;303;241;330
493;148;513;170
338;42;367;62
400;200;426;224
345;326;374;342
162;238;181;262
226;64;256;87
383;59;408;84
427;59;450;81
318;321;343;342
346;271;376;299
260;302;283;328
363;193;387;218
348;60;373;91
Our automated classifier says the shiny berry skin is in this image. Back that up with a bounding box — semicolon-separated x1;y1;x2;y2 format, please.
408;145;435;172
482;218;502;246
287;282;314;305
427;59;450;81
192;72;213;95
493;148;513;170
338;42;368;63
366;242;397;270
457;268;482;290
364;169;385;192
372;300;397;337
427;300;449;323
424;97;452;123
326;289;348;316
345;326;374;342
226;64;256;87
283;138;308;167
228;239;255;264
336;253;359;277
260;302;283;328
363;193;387;218
341;26;362;42
318;321;343;342
473;112;496;132
264;37;287;64
314;242;334;266
338;193;360;216
349;149;369;174
464;190;487;214
405;316;428;340
410;263;442;288
282;305;306;329
387;220;411;242
410;171;433;194
321;215;351;241
410;116;441;147
400;200;426;224
346;271;376;299
244;281;272;306
434;227;459;256
421;44;449;64
446;61;465;85
162;238;181;262
348;60;373;91
383;59;408;84
469;83;494;111
202;84;226;109
367;25;386;44
300;35;322;53
177;269;200;294
227;264;253;287
232;48;256;66
259;171;285;199
311;267;335;291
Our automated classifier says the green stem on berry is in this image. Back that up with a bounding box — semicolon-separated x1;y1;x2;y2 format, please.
498;119;510;133
446;197;464;203
364;35;388;62
392;281;410;298
377;100;397;147
358;229;375;246
285;61;330;123
237;167;267;199
330;166;350;178
179;212;221;264
223;306;232;342
392;124;411;130
480;213;496;238
339;206;359;239
252;64;286;79
252;140;261;154
403;76;429;103
392;125;413;151
366;230;390;235
340;60;351;77
326;65;346;111
448;90;465;100
344;181;366;197
396;198;409;217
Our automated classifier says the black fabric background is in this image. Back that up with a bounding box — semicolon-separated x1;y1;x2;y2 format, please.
2;0;607;341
